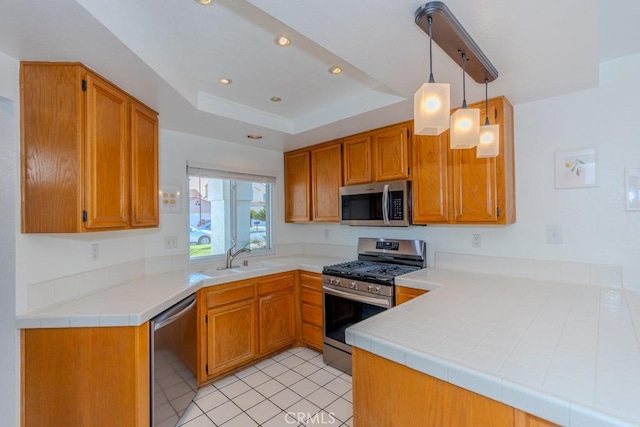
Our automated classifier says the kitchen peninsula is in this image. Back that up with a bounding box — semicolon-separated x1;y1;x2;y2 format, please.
347;266;640;426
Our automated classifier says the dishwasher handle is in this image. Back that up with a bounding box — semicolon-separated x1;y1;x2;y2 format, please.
153;294;196;331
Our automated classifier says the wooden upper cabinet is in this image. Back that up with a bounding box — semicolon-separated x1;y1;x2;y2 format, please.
412;96;515;225
451;97;515;224
285;140;342;223
84;73;130;230
372;122;411;182
20;62;159;233
130;102;159;227
343;122;411;185
343;135;372;185
284;150;311;222
311;140;342;222
412;131;450;224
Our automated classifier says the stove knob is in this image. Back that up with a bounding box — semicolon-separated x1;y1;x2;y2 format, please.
367;284;373;292
350;281;357;289
375;286;381;294
329;278;336;285
335;278;341;286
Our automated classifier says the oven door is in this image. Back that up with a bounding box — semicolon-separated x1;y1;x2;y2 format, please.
323;285;390;353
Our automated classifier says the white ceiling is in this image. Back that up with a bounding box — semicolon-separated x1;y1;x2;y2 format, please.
0;0;638;152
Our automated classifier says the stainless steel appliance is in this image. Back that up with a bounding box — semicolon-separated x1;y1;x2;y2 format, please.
340;180;411;226
322;238;426;373
150;294;197;426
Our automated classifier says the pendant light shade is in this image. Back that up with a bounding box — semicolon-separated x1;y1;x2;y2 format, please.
450;52;479;149
477;124;499;157
414;16;450;136
477;79;499;158
414;82;450;135
450;107;479;149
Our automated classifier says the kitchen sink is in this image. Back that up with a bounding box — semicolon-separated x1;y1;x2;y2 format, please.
229;261;277;272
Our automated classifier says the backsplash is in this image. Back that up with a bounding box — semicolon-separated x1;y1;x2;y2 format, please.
24;246;625;313
435;252;623;288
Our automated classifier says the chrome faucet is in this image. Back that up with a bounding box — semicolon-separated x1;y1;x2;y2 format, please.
226;242;251;268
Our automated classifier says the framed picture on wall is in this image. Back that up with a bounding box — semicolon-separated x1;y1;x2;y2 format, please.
626;168;640;211
555;148;598;189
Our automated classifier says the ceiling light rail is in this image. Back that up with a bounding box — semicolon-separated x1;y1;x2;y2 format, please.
414;1;498;84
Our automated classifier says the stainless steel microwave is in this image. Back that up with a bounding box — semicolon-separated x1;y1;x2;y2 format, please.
340;180;411;226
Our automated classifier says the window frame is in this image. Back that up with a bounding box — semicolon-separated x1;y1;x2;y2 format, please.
187;166;275;264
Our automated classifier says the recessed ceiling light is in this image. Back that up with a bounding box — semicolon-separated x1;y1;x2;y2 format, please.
328;66;343;75
274;36;291;47
196;0;213;5
270;97;282;102
218;78;232;85
247;134;263;140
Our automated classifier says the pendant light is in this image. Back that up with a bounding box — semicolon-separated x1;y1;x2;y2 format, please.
477;79;500;158
449;52;479;149
414;16;450;136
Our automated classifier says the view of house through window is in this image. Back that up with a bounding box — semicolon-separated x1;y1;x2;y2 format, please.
188;167;273;260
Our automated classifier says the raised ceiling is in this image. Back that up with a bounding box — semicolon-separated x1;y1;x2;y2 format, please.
0;0;638;151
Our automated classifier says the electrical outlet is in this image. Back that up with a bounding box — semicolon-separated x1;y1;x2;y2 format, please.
546;225;563;244
90;243;99;261
472;234;481;248
164;236;178;249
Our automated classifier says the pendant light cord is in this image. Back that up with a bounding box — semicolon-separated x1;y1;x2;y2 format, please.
484;79;490;125
428;17;435;83
461;52;467;108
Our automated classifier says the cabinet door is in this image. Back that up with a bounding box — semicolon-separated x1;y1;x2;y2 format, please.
206;299;256;377
20;63;85;233
130;102;159;227
284;151;311;222
372;124;410;182
412;131;449;223
311;141;342;222
343;135;372;185
259;288;296;355
85;73;130;229
451;99;502;223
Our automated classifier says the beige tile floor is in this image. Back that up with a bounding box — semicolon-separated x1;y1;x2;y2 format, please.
160;347;353;427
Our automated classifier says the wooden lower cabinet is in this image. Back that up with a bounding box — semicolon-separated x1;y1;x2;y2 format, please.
299;272;324;350
22;325;149;427
395;286;428;305
198;272;298;384
353;348;557;427
258;273;296;355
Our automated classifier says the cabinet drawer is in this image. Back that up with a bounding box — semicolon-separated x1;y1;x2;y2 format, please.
301;303;323;327
301;288;322;307
301;322;323;350
258;273;295;295
206;283;255;308
299;272;322;291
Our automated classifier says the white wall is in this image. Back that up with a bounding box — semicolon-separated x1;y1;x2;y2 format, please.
277;53;640;295
144;129;283;262
0;52;19;427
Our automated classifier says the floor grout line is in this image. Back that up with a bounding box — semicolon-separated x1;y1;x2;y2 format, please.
175;347;353;427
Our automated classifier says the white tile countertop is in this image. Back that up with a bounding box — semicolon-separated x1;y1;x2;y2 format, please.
346;268;640;427
16;255;348;329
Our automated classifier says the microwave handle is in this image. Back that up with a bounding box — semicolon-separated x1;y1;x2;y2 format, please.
382;184;390;224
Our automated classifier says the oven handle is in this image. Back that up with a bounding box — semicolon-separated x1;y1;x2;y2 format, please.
323;286;391;309
382;184;390;225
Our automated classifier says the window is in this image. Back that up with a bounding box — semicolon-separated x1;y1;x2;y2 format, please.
188;166;274;260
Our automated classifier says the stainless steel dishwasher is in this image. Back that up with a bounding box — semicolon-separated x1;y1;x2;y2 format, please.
150;294;197;426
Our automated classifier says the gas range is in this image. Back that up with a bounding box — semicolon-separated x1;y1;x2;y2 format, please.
322;238;426;296
321;237;426;374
